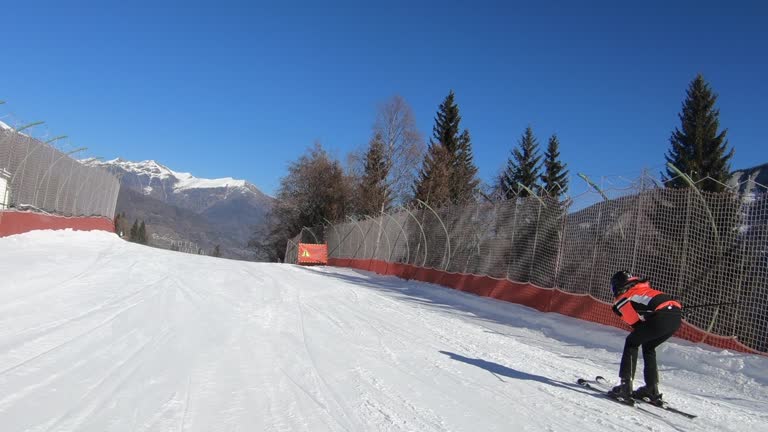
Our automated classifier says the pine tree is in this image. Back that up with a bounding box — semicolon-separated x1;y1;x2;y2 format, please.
540;134;569;199
130;220;139;242
413;90;478;206
451;129;480;204
114;214;121;236
138;221;147;244
358;132;391;216
664;74;734;192
501;126;542;198
412;141;451;205
212;245;221;257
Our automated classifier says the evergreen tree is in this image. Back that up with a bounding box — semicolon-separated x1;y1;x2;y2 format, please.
138;221;147;244
412;141;451;206
451;129;480;204
212;245;221;257
358;132;392;216
664;74;734;192
130;219;139;242
114;214;121;236
501;126;542;198
540;134;569;199
413;90;479;206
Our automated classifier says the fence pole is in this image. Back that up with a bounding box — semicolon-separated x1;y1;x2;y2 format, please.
72;161;101;215
38;147;86;210
347;216;367;259
322;217;343;257
417;199;451;271
399;205;428;267
10;139;44;205
505;199;520;280
553;200;569;289
384;210;409;263
630;177;645;273
56;159;76;213
366;215;382;261
528;199;544;283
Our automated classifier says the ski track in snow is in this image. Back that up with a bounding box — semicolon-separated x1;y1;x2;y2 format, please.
0;230;767;431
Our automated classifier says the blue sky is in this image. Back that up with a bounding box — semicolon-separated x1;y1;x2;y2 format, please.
1;1;766;196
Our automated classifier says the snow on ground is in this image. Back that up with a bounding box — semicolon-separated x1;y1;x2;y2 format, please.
0;230;766;432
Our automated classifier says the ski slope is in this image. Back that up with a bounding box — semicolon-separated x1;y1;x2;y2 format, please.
1;230;766;432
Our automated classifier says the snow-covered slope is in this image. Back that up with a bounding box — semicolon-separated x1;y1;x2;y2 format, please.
1;230;766;432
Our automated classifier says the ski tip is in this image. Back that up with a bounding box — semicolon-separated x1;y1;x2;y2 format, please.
595;375;606;381
577;378;587;385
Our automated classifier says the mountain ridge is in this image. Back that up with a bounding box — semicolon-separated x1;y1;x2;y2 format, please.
82;158;272;260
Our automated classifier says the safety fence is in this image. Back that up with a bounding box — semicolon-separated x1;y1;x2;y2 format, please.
0;120;119;218
0;211;115;237
288;174;768;353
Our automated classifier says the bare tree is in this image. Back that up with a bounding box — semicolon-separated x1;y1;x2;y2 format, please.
372;95;425;205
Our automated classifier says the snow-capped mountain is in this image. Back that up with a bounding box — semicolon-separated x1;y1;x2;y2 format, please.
82;158;269;211
81;158;273;260
84;158;246;191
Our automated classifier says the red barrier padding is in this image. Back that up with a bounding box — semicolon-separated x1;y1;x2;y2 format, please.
0;211;114;237
328;257;764;356
297;243;328;265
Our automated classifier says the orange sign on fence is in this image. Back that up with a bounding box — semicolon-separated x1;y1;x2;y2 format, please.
297;243;328;265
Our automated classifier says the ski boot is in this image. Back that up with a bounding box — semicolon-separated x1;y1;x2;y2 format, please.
633;385;664;406
608;379;634;404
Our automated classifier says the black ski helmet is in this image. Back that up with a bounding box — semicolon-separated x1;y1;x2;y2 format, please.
610;271;633;297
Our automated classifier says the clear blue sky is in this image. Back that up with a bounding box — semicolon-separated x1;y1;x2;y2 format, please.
1;0;766;196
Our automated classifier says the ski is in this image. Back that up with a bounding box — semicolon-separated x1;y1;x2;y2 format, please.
580;376;697;419
576;377;635;406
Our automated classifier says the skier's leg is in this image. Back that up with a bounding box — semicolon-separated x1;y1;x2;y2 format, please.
619;338;639;383
641;312;682;394
618;324;654;395
641;336;667;393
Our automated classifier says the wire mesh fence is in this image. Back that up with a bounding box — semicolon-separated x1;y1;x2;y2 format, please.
287;174;768;353
0;120;118;218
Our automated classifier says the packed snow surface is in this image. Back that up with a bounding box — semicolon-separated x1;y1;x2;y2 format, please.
1;230;767;432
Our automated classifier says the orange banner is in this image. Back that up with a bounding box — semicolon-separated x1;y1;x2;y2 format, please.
297;243;328;265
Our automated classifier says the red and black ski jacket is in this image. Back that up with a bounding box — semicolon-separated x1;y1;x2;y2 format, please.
612;279;681;327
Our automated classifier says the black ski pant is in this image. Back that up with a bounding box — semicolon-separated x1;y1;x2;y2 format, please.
619;309;682;390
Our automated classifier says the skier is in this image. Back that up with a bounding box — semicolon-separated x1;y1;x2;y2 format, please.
608;271;682;403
